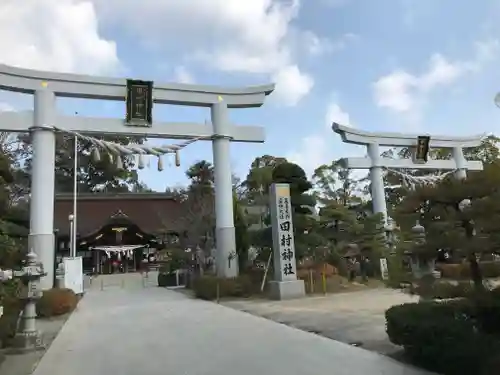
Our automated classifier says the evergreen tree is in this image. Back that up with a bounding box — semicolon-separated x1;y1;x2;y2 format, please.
233;191;249;271
271;162;317;259
312;159;363;206
18;133;144;193
396;161;500;290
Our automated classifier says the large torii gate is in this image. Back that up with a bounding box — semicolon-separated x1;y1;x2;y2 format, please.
0;63;275;289
332;123;484;224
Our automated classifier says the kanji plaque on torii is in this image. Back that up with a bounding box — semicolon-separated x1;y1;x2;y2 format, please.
125;79;153;127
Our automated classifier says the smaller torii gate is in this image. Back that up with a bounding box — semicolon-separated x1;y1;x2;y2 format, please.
332;123;484;224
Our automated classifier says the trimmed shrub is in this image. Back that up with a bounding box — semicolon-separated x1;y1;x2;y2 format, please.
0;279;24;347
386;296;500;375
469;289;500;336
436;263;463;279
36;288;78;318
0;295;22;347
480;261;500;278
157;272;177;287
438;261;500;279
411;280;474;300
242;267;267;290
191;275;253;300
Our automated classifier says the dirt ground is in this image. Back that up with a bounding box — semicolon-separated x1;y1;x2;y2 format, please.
0;314;69;375
223;287;419;355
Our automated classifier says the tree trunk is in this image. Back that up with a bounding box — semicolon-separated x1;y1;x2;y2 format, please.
467;253;484;291
462;219;484;291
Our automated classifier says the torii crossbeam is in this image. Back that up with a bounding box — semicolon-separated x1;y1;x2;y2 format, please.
332;123;484;224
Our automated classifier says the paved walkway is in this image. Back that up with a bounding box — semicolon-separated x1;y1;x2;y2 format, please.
32;277;431;375
223;288;419;354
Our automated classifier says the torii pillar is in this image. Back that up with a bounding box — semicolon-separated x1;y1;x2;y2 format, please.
332;123;484;224
0;63;275;288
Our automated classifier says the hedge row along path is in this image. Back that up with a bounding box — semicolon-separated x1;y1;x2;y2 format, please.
31;275;433;375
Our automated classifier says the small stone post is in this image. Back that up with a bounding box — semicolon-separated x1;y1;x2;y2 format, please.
11;251;46;352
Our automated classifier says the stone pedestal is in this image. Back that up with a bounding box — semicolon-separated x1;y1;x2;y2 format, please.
269;280;305;300
9;301;44;353
10;330;44;353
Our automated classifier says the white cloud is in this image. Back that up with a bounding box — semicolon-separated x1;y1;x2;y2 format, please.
373;40;500;114
173;66;195;84
271;65;314;106
91;0;346;106
325;102;353;128
0;0;120;75
0;103;14;112
287;101;353;176
287;134;328;177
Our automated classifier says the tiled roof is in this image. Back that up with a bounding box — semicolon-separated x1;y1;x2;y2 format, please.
54;193;184;236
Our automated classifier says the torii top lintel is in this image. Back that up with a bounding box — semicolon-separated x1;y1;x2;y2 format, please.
0;63;275;108
332;122;484;148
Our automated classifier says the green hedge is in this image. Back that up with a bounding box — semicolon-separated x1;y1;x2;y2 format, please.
0;295;21;347
0;279;23;348
438;261;500;279
190;275;254;300
157;272;177;287
411;280;474;300
386;293;500;374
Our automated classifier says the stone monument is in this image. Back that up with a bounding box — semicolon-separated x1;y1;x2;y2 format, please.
268;183;305;300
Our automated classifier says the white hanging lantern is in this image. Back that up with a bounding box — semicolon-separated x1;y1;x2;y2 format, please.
115;155;124;170
138;154;145;169
157;156;164;171
91;147;101;162
175;150;180;167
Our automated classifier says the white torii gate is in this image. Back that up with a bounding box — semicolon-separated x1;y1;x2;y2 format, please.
332;123;484;224
0;63;275;289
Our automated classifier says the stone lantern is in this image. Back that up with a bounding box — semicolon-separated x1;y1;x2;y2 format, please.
412;221;426;244
408;221;435;278
11;250;46;352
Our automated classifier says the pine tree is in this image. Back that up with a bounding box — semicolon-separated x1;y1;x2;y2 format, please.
271;162;317;260
395;161;500;290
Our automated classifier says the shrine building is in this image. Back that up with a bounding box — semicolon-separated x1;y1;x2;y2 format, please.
53;193;185;274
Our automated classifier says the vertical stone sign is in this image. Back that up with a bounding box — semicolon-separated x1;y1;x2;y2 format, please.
270;184;297;281
269;183;305;300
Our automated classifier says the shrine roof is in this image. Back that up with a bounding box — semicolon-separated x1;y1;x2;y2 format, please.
54;193;184;237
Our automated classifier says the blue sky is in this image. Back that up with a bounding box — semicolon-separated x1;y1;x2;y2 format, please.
1;0;500;191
